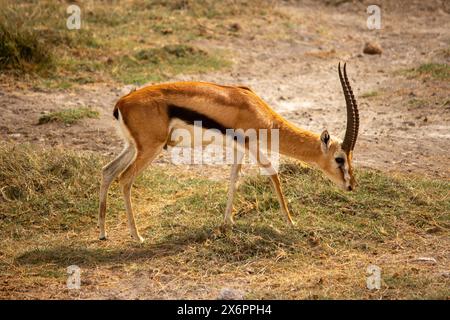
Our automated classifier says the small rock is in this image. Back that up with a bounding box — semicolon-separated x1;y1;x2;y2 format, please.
228;23;242;32
161;28;173;35
217;288;244;300
363;42;382;55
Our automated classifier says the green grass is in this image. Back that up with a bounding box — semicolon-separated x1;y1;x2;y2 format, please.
0;143;448;299
406;63;450;80
38;107;99;125
115;44;230;84
361;91;379;98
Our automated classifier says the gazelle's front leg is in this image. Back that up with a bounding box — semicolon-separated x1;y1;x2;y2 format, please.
268;172;294;227
256;151;295;227
223;162;242;225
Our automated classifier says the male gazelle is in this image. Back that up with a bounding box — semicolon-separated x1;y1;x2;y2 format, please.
98;63;359;243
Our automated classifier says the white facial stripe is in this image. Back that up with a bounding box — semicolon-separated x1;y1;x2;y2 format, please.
343;161;351;184
344;169;350;181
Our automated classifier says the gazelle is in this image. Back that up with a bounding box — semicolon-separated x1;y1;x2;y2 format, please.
98;63;359;243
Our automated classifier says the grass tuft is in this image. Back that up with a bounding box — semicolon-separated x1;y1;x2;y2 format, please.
0;5;53;73
38;107;99;125
407;63;450;80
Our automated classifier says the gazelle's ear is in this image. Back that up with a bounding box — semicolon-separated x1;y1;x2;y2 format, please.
320;130;331;153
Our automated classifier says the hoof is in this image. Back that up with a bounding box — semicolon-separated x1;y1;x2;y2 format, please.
132;235;145;243
99;234;108;241
223;217;235;226
287;220;296;228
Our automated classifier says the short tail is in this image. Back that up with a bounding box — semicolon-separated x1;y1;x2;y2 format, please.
113;105;119;120
113;87;137;120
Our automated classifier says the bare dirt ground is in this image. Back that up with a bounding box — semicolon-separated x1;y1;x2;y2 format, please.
0;1;449;299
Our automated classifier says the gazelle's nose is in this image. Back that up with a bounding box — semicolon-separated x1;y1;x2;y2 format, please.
347;185;353;191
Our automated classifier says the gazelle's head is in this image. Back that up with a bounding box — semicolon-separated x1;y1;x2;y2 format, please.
318;63;359;191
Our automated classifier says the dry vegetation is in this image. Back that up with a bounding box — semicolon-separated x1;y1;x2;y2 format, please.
0;0;449;299
0;143;448;299
0;0;288;87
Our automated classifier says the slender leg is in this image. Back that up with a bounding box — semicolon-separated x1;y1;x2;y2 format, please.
269;172;294;227
98;146;136;240
223;146;245;225
118;145;163;243
223;162;243;225
253;148;295;227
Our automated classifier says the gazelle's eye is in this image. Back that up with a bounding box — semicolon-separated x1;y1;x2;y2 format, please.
335;157;345;165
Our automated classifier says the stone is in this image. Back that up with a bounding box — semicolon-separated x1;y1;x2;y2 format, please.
363;42;382;55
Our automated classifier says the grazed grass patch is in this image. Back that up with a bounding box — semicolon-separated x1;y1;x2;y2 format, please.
405;63;450;81
38;107;99;125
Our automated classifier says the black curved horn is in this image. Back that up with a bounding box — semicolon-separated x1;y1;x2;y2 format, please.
339;63;359;153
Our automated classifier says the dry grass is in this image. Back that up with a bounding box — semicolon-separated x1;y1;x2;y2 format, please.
0;143;448;299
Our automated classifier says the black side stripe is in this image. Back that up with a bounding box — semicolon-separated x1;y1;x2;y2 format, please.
167;104;228;134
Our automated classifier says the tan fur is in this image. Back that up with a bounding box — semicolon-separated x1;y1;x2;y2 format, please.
100;81;356;242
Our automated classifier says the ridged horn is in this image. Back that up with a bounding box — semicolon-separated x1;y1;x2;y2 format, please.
338;62;359;153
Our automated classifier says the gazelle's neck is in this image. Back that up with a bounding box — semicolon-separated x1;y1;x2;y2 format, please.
274;118;323;165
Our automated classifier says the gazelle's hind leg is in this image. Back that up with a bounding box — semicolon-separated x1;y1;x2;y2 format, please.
118;143;164;243
223;162;242;225
98;145;136;240
223;146;245;225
